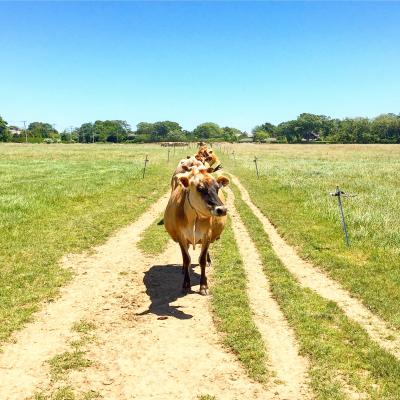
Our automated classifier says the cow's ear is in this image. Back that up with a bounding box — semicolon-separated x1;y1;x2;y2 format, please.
179;176;190;188
217;176;230;187
207;167;214;173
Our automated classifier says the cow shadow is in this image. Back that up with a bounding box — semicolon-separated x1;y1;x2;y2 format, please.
137;263;201;320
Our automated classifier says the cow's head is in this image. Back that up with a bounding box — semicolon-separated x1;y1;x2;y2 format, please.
195;146;219;168
178;156;203;173
205;149;218;167
179;168;229;217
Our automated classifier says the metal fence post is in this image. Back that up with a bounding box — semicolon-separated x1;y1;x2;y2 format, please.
330;186;356;246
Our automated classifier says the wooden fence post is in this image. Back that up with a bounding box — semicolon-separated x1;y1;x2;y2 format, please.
142;155;149;178
253;156;259;178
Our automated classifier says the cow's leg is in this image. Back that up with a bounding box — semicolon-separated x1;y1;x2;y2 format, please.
179;242;191;293
207;252;212;267
199;242;210;296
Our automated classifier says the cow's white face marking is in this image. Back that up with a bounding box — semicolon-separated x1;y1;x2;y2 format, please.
181;170;229;218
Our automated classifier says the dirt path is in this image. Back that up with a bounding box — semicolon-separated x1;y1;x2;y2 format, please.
231;174;400;359
65;242;273;400
0;192;170;399
225;187;312;400
0;192;273;400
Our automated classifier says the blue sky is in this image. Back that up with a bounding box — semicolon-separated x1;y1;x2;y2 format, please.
1;1;399;132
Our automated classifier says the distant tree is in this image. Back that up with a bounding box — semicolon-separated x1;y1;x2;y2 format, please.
333;118;372;143
371;114;400;143
27;122;59;139
273;114;333;142
151;121;182;141
222;127;241;142
275;120;298;142
182;129;194;141
294;113;324;141
192;122;223;140
134;121;183;142
254;130;270;142
77;122;94;142
136;122;155;136
254;122;276;138
252;125;271;142
260;122;276;133
60;130;70;142
0;116;11;142
166;130;186;142
75;120;130;143
104;120;130;143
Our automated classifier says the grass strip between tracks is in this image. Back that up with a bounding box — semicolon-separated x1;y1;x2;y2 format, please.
210;218;269;383
231;182;400;400
137;213;170;255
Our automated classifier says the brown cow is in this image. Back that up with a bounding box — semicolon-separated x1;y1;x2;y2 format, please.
195;145;220;169
171;156;204;189
164;167;229;295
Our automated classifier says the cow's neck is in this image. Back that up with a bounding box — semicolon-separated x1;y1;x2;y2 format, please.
184;191;211;249
184;191;210;222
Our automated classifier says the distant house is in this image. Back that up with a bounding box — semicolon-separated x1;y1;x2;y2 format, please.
301;131;321;142
238;137;253;143
9;126;23;135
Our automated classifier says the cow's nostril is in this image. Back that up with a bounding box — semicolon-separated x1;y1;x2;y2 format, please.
215;206;227;216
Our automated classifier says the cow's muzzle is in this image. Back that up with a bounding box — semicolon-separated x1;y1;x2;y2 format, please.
213;206;227;217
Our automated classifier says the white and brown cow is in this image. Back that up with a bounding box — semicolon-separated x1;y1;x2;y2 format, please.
164;167;229;295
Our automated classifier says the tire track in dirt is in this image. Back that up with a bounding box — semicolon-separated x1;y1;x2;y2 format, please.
0;192;171;400
64;243;274;400
224;187;312;400
231;174;400;359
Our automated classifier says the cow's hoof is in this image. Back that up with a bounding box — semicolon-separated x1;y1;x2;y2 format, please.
199;286;208;296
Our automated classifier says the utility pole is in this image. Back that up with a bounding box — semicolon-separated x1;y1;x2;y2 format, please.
22;121;27;143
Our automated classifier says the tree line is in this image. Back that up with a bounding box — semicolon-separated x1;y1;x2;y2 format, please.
1;113;400;144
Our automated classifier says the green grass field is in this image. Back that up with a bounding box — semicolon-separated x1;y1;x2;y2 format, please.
0;143;191;344
2;142;400;399
231;182;400;400
219;144;400;329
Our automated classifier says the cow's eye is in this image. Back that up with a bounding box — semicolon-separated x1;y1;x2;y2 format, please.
197;185;206;193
